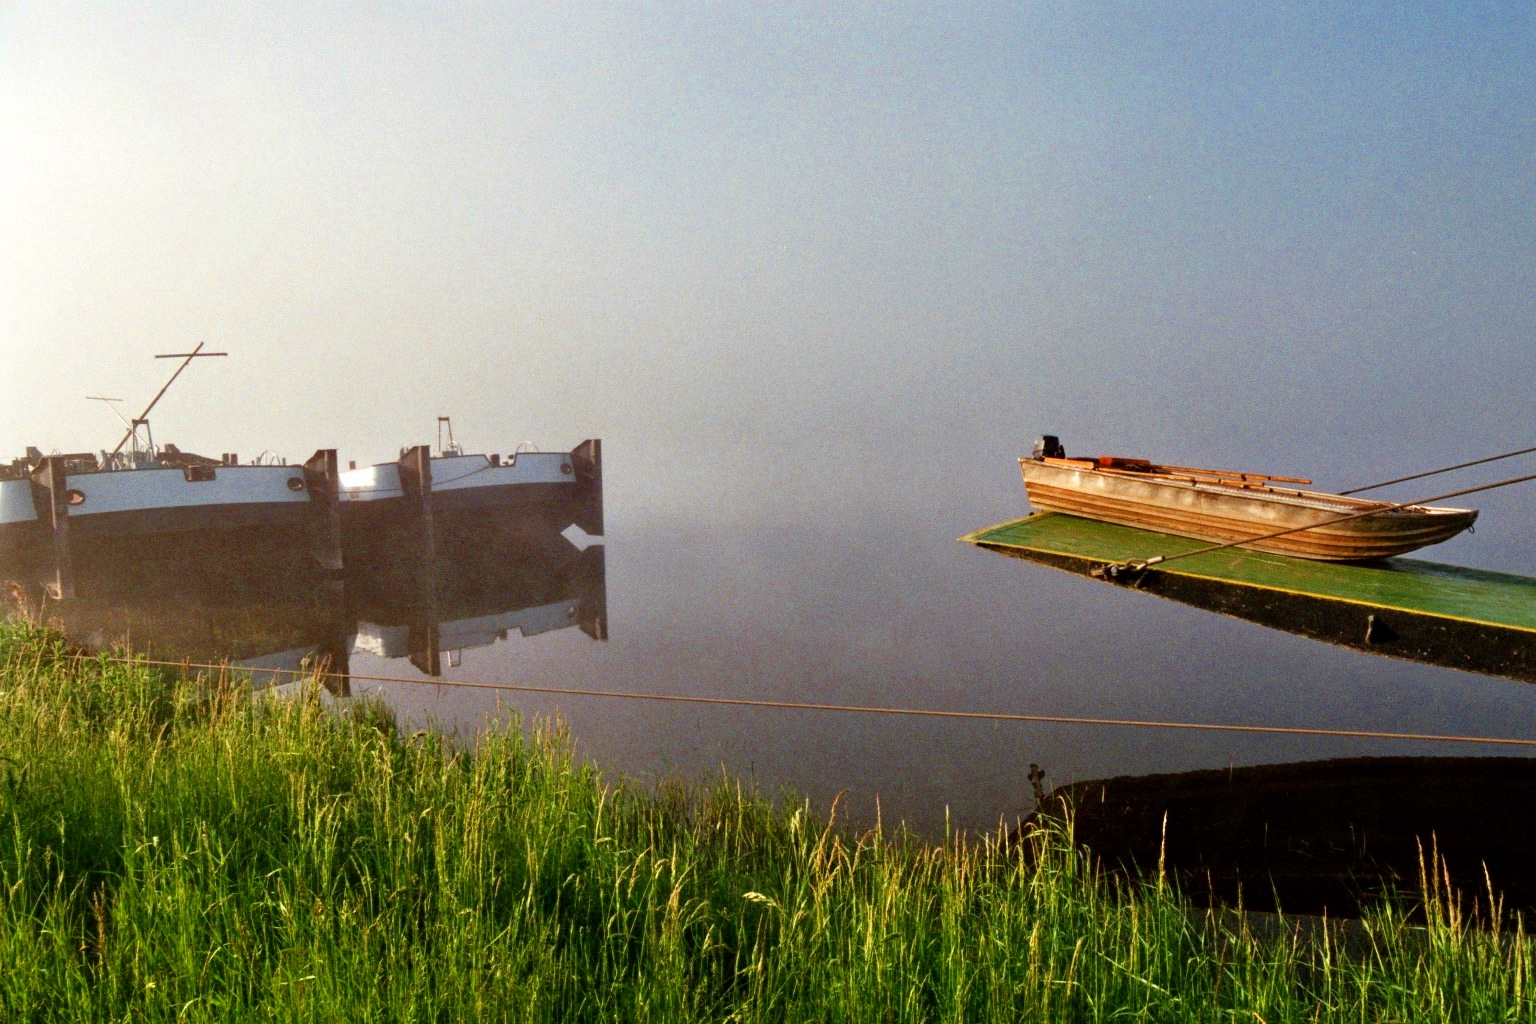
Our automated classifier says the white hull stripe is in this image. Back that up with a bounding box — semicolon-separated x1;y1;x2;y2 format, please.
340;453;578;502
1;467;309;526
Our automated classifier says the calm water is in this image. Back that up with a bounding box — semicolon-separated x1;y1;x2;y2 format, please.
21;440;1536;834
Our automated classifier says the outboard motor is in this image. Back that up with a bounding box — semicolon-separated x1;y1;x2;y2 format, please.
1032;435;1065;460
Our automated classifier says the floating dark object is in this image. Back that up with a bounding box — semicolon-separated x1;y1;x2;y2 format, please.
1029;756;1536;919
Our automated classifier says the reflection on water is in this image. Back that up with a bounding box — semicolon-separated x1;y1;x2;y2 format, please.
5;456;1536;910
18;498;605;694
349;541;605;681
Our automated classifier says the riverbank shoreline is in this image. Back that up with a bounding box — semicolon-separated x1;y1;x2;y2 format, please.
0;621;1529;1020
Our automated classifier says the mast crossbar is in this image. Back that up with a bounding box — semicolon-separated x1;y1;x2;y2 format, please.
107;342;228;458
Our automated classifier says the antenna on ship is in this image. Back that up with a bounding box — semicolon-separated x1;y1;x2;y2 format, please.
87;394;141;439
87;394;143;460
86;395;129;426
107;343;228;460
437;416;461;456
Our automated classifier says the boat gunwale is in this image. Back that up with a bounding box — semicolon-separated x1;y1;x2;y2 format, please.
1022;457;1476;518
1021;486;1477;558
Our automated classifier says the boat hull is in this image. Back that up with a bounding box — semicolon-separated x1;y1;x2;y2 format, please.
338;443;603;555
0;462;334;596
1020;459;1476;561
1;465;312;534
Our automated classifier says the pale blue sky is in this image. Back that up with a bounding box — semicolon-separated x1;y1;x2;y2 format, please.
3;3;1533;545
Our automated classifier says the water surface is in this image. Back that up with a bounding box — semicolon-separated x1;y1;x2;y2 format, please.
26;444;1536;836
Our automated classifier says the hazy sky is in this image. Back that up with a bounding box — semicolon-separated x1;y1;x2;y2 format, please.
6;4;1536;821
4;3;1533;534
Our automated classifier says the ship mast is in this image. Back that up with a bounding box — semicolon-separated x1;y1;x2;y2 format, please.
107;342;227;458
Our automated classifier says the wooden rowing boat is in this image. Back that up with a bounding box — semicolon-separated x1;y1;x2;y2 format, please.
1019;437;1477;561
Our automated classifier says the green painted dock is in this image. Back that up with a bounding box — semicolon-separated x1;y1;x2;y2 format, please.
963;512;1536;683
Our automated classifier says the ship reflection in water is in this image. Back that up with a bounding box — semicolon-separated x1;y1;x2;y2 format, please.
23;498;605;694
348;536;605;682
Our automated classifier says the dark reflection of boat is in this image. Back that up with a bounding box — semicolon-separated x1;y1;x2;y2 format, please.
1030;757;1536;917
349;527;606;677
15;495;606;690
40;545;353;692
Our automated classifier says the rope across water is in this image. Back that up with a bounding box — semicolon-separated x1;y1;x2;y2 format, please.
1342;443;1536;495
107;655;1536;750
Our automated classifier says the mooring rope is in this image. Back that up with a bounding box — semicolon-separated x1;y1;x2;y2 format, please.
1096;470;1536;578
1342;443;1536;495
107;655;1536;749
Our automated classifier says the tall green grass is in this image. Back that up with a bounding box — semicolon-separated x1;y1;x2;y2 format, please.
0;619;1531;1021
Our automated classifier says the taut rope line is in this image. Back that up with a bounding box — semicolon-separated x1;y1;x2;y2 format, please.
1342;443;1536;495
105;655;1536;750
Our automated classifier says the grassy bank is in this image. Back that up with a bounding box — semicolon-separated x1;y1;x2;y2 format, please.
0;621;1531;1021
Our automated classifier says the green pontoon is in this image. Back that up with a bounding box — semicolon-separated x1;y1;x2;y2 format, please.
963;512;1536;684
